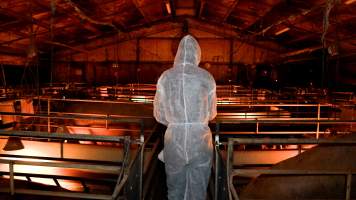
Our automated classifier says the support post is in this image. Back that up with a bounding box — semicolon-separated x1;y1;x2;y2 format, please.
346;173;352;200
316;104;320;139
227;139;234;200
48;99;51;133
9;161;14;195
214;121;220;200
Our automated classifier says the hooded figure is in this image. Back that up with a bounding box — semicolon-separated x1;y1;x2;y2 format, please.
154;35;217;200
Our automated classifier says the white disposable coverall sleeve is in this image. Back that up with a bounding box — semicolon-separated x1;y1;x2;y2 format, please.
208;87;217;120
153;77;169;126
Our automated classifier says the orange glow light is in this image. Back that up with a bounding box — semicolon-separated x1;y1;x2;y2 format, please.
165;2;171;14
345;0;356;4
275;27;290;36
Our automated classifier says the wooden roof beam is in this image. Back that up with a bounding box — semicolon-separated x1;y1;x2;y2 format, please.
36;0;125;34
246;1;325;37
0;8;49;30
64;0;120;32
186;17;283;53
257;6;321;36
36;0;104;36
56;20;183;57
0;45;26;56
0;18;104;46
0;20;23;29
168;0;176;18
222;0;239;22
197;0;206;18
132;0;151;23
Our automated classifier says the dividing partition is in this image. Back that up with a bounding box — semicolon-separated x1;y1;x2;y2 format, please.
0;111;150;199
225;137;356;200
213;101;355;199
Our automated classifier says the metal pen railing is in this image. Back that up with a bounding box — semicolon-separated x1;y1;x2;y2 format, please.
213;118;356;200
31;97;152;132
216;119;355;139
226;138;356;200
0;111;146;134
0;111;147;199
0;130;131;199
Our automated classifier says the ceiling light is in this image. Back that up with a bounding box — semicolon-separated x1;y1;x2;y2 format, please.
275;27;290;36
345;0;356;4
165;1;172;14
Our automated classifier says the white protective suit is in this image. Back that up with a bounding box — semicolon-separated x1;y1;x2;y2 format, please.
154;35;217;200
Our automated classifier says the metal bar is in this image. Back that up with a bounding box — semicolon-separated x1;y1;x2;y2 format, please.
4;189;112;200
38;97;152;104
39;97;352;108
230;174;239;200
139;141;144;200
60;141;64;159
111;174;128;199
316;104;321;139
114;136;131;198
229;138;356;145
346;173;352;200
48;98;51;133
231;169;356;177
216;103;334;107
223;0;239;22
9;161;14;195
53;178;60;187
0;159;121;172
140;119;145;143
218;131;352;135
138;119;146;200
213;119;356;124
227;140;234;200
0;130;127;142
0;171;117;184
215;120;220;137
105;114;108;129
0;153;122;166
214;143;218;200
214;121;220;200
0;111;145;123
352;106;354;131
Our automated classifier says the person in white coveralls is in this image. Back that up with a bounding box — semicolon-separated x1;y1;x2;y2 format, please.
154;35;217;200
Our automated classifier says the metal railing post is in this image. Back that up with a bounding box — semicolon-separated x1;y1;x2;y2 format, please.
346;173;352;200
214;121;220;200
316;104;320;139
140;119;144;143
139;119;144;200
351;105;354;131
106;114;108;129
60;141;64;159
9;161;14;195
227;139;234;200
48;98;51;133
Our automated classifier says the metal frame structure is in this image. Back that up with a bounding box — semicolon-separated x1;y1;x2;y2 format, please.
226;138;356;200
213;118;356;200
0;130;130;199
0;112;147;199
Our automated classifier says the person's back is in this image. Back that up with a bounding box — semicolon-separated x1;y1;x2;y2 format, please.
154;35;217;200
159;65;215;124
